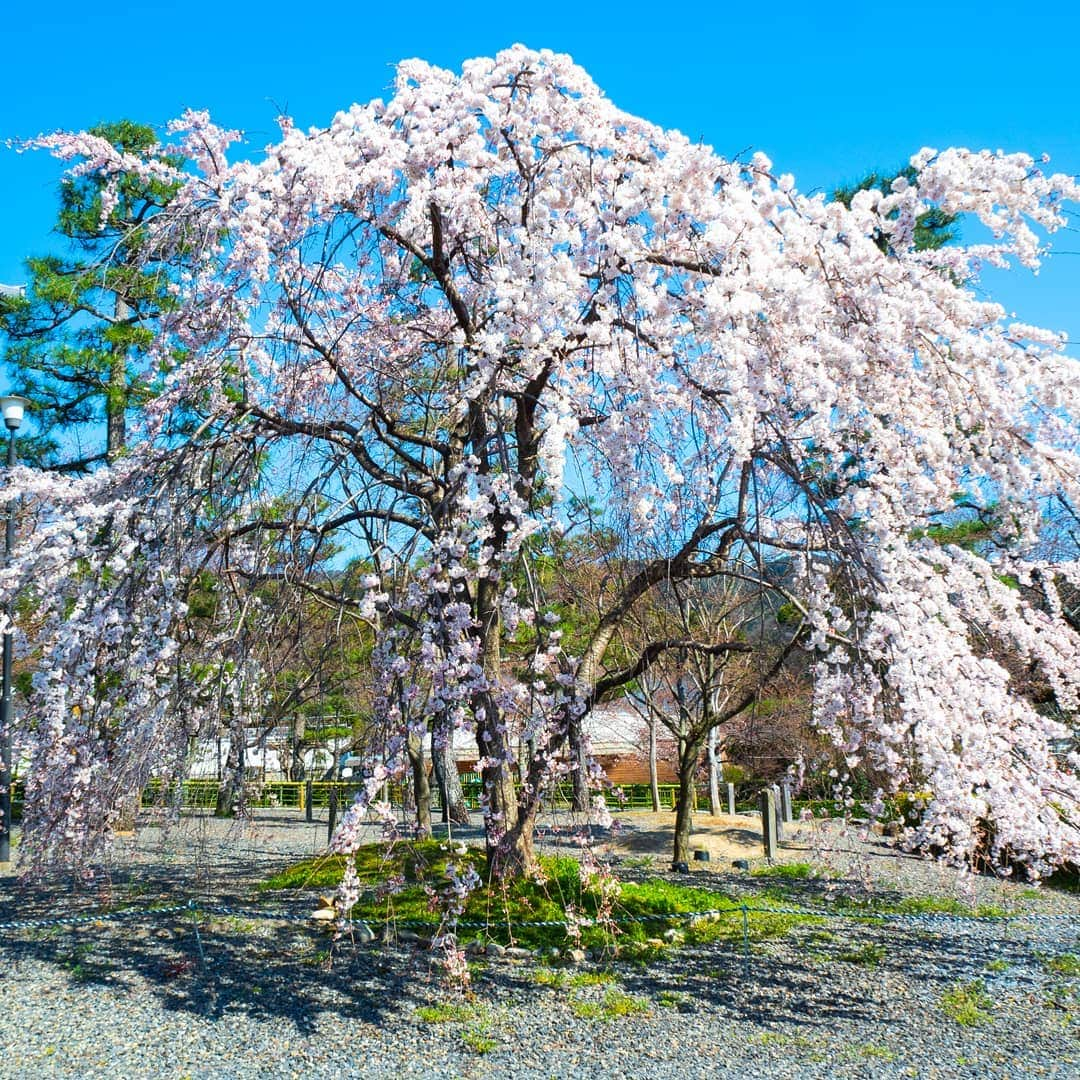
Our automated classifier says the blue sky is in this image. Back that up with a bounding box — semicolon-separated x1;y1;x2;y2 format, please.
2;0;1078;355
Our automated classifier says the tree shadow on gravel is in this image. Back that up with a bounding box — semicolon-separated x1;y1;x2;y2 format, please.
0;914;426;1034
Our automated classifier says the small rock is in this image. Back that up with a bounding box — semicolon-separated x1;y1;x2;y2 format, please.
732;858;750;871
504;946;532;960
465;939;486;955
353;920;375;944
645;937;665;949
566;948;587;965
662;929;684;944
485;941;506;957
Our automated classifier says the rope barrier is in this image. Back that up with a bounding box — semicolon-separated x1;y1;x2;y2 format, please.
0;898;1073;935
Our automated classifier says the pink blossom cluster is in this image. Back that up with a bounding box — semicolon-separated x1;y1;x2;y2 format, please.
5;45;1080;877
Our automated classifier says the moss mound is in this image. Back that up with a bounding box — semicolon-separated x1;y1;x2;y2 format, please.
259;840;794;952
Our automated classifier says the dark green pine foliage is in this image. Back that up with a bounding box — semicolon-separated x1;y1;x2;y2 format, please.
833;165;958;254
0;120;184;469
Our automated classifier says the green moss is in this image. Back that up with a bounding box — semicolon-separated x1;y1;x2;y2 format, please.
259;843;754;953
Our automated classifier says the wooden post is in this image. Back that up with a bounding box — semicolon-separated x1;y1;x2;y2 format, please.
328;787;338;842
759;789;777;861
771;784;784;842
305;780;313;823
726;782;736;816
780;781;793;824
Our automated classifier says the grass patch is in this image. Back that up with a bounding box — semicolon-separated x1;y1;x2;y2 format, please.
567;969;619;988
858;1044;897;1062
1041;952;1080;977
414;1001;501;1054
532;967;565;988
883;896;1006;918
655;989;690;1009
571;988;651;1021
985;958;1010;973
749;1031;895;1064
752;862;815;880
837;942;886;966
820;893;1007;919
415;1003;473;1024
939;982;993;1026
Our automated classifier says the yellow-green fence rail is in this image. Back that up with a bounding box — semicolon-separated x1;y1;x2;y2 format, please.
10;779;834;821
2;779;717;819
138;779;708;813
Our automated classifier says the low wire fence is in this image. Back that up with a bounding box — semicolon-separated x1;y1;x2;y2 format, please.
4;777;853;820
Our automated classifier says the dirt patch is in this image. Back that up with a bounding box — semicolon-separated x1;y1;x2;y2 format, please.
605;810;814;867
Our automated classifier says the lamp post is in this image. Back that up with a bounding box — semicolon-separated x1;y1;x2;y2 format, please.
0;394;28;864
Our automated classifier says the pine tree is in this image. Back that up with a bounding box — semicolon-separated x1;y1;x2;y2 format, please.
0;120;183;468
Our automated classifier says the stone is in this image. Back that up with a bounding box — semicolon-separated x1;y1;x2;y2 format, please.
759;789;778;860
662;929;684;944
353;920;376;944
732;858;750;871
465;939;486;955
485;941;506;957
566;948;587;964
504;946;532;960
780;781;794;824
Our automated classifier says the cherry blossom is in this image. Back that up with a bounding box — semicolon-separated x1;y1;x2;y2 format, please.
5;45;1080;879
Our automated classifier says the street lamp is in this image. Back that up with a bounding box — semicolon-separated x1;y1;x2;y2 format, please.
0;394;28;864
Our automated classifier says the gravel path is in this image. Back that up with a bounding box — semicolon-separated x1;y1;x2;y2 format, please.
0;810;1078;1079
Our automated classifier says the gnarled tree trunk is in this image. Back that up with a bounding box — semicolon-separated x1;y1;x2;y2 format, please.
215;731;245;817
406;730;431;838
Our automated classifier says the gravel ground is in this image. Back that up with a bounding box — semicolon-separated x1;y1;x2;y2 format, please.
0;809;1078;1079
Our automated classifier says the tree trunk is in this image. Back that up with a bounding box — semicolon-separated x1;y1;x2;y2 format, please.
569;709;590;812
708;726;722;817
215;732;245;817
107;294;129;460
286;714;307;782
431;723;470;825
406;730;431;838
478;707;522;868
491;796;538;880
672;737;703;868
649;712;661;812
